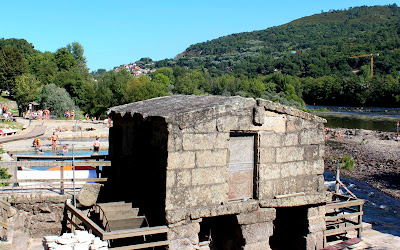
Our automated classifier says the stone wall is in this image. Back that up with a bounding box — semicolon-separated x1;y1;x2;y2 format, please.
258;115;326;199
305;205;326;250
164;98;326;217
108;95;328;249
4;193;71;237
0;101;17;110
168;208;276;250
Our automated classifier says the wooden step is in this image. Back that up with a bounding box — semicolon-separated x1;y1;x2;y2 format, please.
104;208;139;220
97;202;132;211
107;216;145;231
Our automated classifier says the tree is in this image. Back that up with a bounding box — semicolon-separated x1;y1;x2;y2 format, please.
125;75;167;102
55;47;75;71
39;84;76;117
97;70;133;107
14;73;42;106
0;47;27;93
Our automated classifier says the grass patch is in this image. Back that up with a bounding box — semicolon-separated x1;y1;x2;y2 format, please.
0;95;11;102
0;121;24;130
340;155;355;170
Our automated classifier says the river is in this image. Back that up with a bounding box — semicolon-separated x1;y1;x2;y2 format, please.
325;171;400;236
307;105;400;132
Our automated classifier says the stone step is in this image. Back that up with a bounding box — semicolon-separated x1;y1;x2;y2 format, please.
103;208;139;220
107;216;145;231
97;202;133;211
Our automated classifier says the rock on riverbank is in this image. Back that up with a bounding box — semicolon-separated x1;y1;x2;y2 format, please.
324;128;400;199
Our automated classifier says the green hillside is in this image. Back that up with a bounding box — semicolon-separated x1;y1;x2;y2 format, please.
162;4;400;78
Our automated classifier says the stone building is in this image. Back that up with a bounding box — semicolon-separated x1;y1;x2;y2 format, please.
106;95;330;249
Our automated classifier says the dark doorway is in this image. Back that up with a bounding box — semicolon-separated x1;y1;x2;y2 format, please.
199;215;245;250
270;206;309;250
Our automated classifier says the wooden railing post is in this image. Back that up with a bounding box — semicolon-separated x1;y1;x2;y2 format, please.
335;160;340;194
13;162;17;187
357;204;363;239
60;165;64;195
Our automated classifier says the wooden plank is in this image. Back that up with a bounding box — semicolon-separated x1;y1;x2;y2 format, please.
65;203;105;238
325;212;363;222
325;200;364;210
0;203;10;211
0;178;108;184
110;240;170;250
103;226;168;240
324;224;362;237
344;207;360;213
0;221;8;229
0;200;10;211
322;238;362;250
326;219;358;227
66;217;85;231
275;192;305;199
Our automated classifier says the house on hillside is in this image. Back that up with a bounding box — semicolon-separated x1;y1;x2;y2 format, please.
106;95;329;249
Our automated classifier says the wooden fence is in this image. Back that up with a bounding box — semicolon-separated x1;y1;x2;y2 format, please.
324;193;364;246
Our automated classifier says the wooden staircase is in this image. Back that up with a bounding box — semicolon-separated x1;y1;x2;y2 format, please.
93;202;145;232
64;201;169;249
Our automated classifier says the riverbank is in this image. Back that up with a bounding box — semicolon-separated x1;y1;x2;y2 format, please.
324;127;400;200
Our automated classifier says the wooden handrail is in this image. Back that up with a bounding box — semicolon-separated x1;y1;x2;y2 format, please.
65;203;105;238
64;202;170;249
103;226;169;240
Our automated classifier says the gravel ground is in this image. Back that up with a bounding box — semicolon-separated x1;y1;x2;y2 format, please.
324;128;400;200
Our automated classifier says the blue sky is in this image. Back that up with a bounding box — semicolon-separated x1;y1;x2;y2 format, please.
1;0;399;71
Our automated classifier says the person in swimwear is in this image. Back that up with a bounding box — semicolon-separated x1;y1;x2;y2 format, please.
93;137;100;152
51;132;58;150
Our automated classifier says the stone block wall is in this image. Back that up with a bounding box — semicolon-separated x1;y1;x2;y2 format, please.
238;208;276;250
4;194;71;237
166;121;230;211
258;115;325;199
108;96;329;250
305;205;326;250
165;99;326;213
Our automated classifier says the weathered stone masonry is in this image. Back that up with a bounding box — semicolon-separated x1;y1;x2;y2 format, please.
108;95;330;249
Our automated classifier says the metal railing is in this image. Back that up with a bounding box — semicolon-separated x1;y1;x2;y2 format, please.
0;155;110;194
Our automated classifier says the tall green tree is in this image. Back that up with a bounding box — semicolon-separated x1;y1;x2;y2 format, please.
14;73;42;106
0;47;27;93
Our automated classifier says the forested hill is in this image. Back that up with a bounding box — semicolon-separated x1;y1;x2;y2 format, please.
171;5;400;78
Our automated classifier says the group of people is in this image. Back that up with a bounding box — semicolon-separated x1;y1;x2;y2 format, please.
31;132;101;154
28;108;50;120
0;106;16;121
64;110;75;120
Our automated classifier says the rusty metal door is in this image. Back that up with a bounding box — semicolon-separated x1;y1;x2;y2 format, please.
228;134;254;201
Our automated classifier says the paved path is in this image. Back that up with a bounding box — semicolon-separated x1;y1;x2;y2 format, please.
0;125;46;144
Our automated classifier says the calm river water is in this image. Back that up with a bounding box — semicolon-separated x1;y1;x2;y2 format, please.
308;105;400;132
